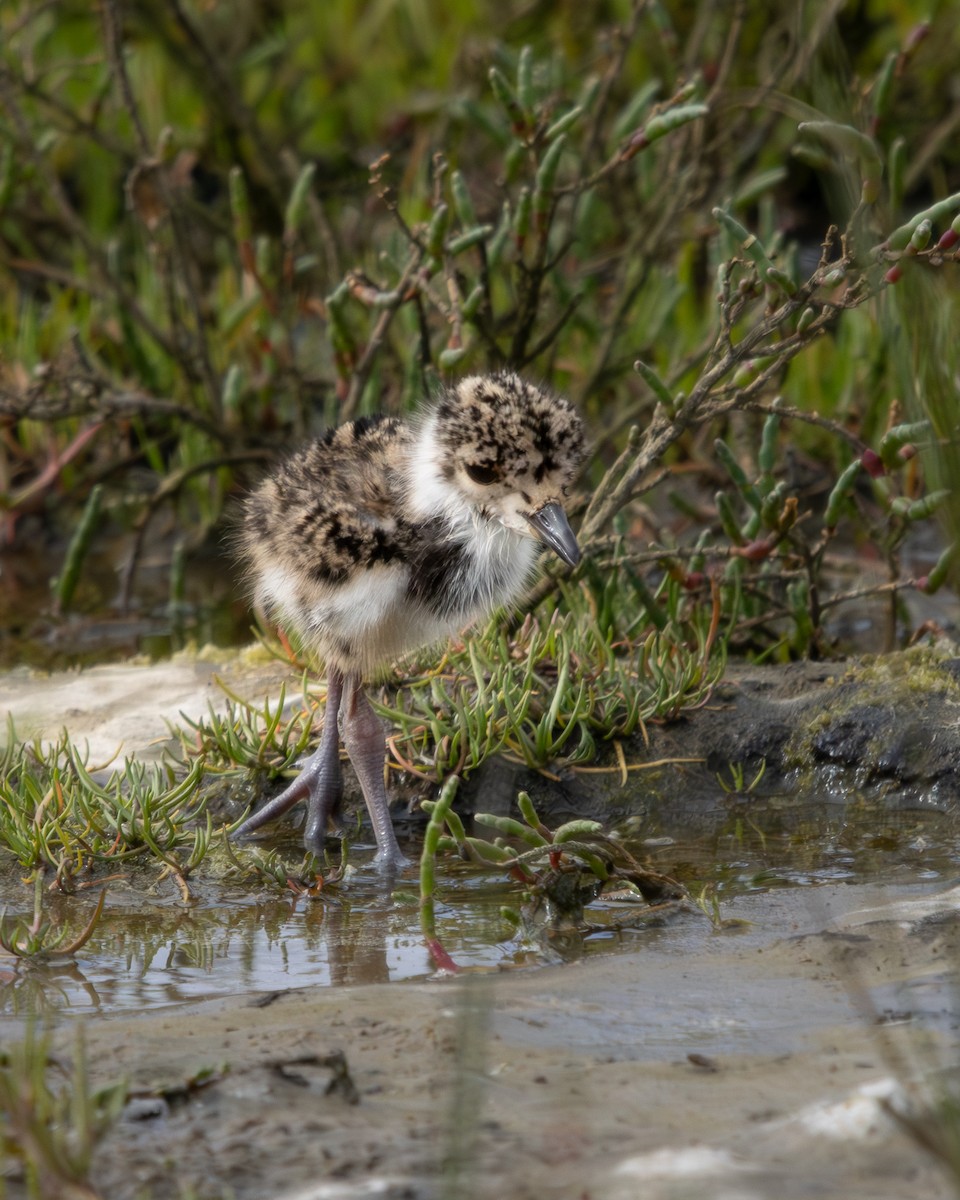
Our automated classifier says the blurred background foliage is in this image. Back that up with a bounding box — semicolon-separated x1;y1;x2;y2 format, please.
0;0;958;668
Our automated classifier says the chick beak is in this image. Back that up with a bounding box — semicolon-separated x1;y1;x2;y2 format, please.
525;501;581;567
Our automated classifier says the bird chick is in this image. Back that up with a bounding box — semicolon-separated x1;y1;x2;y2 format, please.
235;371;586;867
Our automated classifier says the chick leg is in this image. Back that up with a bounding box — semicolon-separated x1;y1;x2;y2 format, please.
233;667;345;853
340;674;408;869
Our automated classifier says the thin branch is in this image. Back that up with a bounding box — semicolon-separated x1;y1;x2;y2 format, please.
0;381;231;445
342;249;424;420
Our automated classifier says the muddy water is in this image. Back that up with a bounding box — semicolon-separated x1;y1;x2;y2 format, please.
0;539;247;671
0;877;529;1015
1;778;957;1019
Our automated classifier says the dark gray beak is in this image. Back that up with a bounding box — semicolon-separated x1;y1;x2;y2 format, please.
525;501;581;567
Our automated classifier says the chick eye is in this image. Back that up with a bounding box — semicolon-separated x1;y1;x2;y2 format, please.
465;463;499;486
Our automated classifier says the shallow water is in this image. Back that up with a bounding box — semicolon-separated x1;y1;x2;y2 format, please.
3;795;958;1021
0;880;514;1015
0;538;247;671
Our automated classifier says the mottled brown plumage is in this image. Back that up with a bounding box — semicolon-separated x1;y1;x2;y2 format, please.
235;371;585;867
244;416;415;586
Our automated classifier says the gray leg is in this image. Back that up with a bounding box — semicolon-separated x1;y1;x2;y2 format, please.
341;675;408;869
233;668;344;853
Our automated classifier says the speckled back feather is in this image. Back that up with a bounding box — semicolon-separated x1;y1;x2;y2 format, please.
243;414;417;586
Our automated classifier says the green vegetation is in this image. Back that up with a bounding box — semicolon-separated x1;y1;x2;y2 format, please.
4;0;958;845
0;1024;127;1199
0;723;211;889
419;778;687;969
1;0;957;659
374;565;722;778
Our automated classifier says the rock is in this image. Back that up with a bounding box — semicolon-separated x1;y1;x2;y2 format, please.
461;644;960;829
